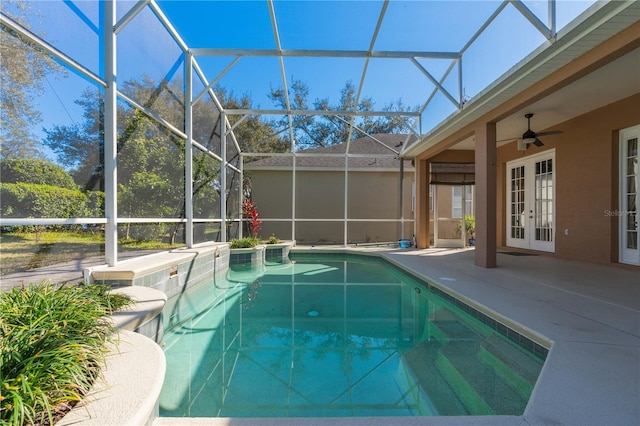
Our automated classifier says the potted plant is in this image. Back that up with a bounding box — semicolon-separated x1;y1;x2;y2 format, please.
456;215;476;246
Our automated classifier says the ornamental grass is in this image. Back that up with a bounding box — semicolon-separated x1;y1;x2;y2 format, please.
0;282;132;426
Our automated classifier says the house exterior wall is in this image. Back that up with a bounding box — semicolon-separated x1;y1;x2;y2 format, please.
497;93;640;264
249;168;415;244
413;20;639;267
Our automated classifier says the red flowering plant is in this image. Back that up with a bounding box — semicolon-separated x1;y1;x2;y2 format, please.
242;198;262;238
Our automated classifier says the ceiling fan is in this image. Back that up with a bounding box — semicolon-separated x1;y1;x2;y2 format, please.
500;113;564;151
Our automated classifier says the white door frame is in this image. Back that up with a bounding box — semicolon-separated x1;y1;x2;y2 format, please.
619;125;640;266
506;150;556;253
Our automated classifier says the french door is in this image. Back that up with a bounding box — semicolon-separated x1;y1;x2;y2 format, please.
620;125;639;266
506;150;555;252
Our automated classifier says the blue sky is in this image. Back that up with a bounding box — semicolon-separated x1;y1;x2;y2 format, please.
6;0;596;158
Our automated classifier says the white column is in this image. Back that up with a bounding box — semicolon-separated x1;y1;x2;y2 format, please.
220;112;227;242
291;153;297;242
185;53;194;247
103;0;117;266
343;156;348;246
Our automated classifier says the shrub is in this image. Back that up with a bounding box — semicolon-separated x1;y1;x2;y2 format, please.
456;214;476;239
0;158;78;190
266;234;281;244
230;237;261;248
0;282;132;425
241;199;262;238
0;182;97;218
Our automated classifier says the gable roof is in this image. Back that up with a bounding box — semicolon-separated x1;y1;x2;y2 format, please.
244;134;417;171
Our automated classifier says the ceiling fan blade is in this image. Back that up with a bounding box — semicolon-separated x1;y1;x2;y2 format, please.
535;130;564;137
533;138;544;147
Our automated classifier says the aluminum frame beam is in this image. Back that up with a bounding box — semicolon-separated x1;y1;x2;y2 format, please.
511;0;556;40
0;13;105;88
223;109;420;117
103;0;118;266
190;48;460;60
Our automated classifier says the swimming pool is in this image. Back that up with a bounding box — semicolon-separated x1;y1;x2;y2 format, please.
159;253;546;418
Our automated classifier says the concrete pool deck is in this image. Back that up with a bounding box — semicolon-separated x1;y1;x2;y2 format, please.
2;246;638;425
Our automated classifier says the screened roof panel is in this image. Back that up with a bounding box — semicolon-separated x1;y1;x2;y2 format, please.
273;1;383;51
461;5;550;97
156;1;275;49
204;56;284;108
148;0;594;141
374;1;501;52
279;57;367;105
3;0;101;76
0;0;603;160
360;58;436;110
556;0;598;28
117;5;186;92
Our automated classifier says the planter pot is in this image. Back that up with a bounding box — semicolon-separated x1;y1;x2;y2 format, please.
229;245;266;267
59;290;167;426
264;240;296;263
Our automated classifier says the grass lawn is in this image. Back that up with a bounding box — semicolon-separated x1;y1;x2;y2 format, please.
0;231;184;276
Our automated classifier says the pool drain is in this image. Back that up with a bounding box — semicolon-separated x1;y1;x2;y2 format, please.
307;310;319;317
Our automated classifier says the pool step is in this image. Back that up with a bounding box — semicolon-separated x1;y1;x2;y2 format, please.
400;340;469;415
419;314;534;415
477;334;542;400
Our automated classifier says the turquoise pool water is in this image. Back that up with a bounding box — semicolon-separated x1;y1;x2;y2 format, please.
159;254;546;418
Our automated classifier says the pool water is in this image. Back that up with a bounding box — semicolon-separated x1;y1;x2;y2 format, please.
159;254;545;418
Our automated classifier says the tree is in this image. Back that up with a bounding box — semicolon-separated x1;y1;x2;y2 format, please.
42;88;104;190
268;79;417;149
41;76;285;241
0;1;64;159
214;86;289;157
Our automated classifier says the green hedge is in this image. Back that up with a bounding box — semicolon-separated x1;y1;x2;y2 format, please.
0;158;78;189
0;182;103;218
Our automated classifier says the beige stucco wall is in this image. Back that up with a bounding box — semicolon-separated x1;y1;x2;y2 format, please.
248;168;415;244
412;22;639;267
497;93;640;264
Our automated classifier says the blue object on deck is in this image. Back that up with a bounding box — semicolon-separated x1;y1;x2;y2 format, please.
399;239;412;248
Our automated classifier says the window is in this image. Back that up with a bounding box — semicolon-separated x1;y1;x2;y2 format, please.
452;186;473;218
429;184;434;212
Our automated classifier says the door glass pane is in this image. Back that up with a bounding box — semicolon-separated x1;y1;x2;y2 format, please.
534;159;553;242
623;137;638;251
510;166;525;240
627;177;636;194
627;138;638;157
